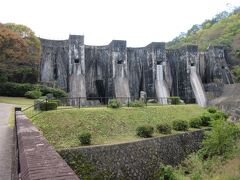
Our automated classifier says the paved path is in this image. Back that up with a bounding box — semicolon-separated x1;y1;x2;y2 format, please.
0;103;14;180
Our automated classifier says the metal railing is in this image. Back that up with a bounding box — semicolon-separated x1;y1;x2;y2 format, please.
22;99;46;118
21;96;179;118
57;96;176;108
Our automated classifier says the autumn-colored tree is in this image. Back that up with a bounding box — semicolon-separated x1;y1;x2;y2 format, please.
0;23;27;60
4;23;40;64
0;23;40;83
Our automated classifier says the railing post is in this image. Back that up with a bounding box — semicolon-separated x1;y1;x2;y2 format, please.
79;97;81;108
45;99;48;111
127;97;129;107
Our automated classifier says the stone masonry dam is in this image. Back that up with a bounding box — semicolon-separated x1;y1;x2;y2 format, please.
40;35;234;107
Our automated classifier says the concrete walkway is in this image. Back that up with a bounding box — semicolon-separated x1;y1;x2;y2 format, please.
0;103;14;180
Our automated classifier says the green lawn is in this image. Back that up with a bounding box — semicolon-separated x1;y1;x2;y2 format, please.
0;96;34;106
32;105;206;149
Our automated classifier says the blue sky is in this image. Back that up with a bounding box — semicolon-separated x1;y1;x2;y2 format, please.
1;0;240;46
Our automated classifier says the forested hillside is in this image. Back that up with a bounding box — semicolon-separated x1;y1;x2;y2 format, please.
167;8;240;52
0;23;40;83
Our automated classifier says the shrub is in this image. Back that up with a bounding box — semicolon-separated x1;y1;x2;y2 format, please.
0;82;67;98
210;111;228;121
49;99;61;106
173;120;189;131
34;99;45;110
168;96;180;105
189;117;202;128
200;113;212;126
199;120;240;158
129;100;145;107
157;165;177;180
25;90;42;99
78;132;92;145
40;101;58;111
207;107;217;114
156;123;172;134
0;82;35;97
39;85;67;98
108;99;121;108
136;125;154;138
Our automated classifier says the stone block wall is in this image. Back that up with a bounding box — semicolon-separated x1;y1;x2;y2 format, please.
15;111;79;180
59;129;207;179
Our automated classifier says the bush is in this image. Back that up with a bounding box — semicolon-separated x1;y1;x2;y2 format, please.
173;120;189;131
210;111;228;121
108;99;121;108
25;90;42;99
207;107;217;114
34;99;45;110
168;96;180;105
157;165;177;180
49;99;61;106
129;100;145;107
189;117;202;128
0;82;35;97
0;82;67;98
156;123;172;134
78;132;92;145
136;125;154;138
39;85;67;98
199;120;240;158
200;113;212;126
40;101;58;111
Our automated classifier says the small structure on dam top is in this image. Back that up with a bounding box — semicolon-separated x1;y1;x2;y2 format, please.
40;35;234;107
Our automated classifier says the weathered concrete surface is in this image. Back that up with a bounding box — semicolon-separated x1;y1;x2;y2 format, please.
40;36;234;105
0;103;13;180
210;83;240;111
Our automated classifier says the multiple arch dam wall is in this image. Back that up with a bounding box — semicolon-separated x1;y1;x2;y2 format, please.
40;35;233;106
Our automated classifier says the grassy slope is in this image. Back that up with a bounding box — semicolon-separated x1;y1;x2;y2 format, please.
32;105;206;149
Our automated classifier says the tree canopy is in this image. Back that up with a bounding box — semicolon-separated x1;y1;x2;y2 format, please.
0;23;40;83
0;23;27;61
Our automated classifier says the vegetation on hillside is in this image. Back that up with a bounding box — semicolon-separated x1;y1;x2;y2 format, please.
0;23;40;83
167;8;240;52
157;119;240;180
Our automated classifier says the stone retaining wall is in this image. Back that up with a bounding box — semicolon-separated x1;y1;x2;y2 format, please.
59;129;207;179
15;111;79;180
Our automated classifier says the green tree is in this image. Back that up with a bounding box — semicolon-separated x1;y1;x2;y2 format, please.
199;120;239;158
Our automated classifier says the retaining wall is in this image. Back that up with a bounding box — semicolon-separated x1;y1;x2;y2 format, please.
15;110;79;180
59;129;207;179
